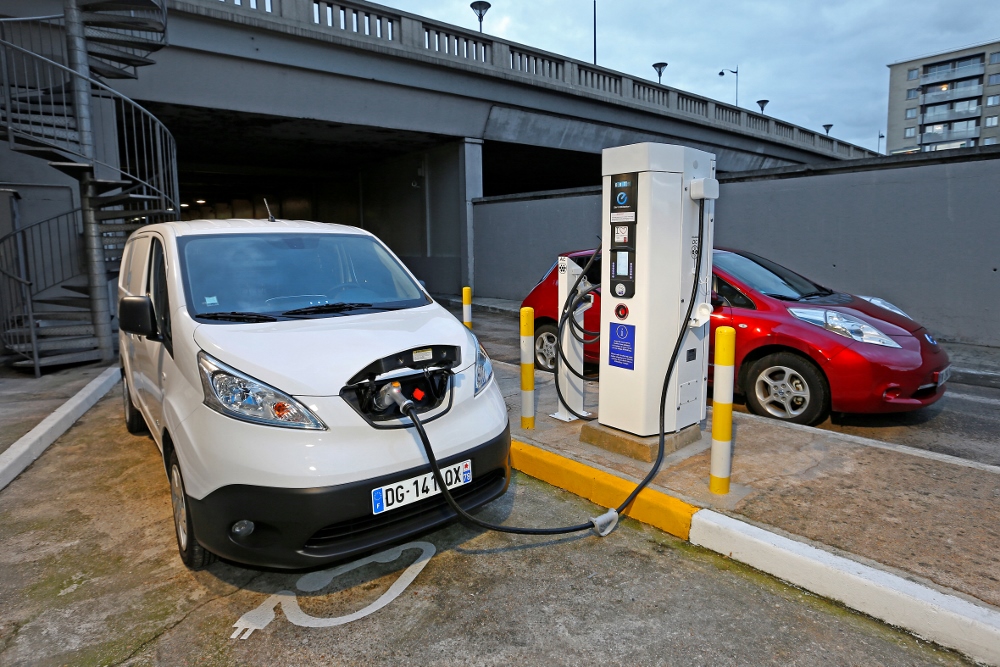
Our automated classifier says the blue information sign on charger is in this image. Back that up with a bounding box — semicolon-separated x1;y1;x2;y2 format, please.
609;323;635;370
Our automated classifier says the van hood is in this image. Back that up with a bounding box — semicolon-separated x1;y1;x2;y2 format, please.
192;303;476;396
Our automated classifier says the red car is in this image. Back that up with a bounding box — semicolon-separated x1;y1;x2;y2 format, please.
521;248;950;425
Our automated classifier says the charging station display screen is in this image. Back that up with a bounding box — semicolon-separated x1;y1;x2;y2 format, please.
615;251;629;277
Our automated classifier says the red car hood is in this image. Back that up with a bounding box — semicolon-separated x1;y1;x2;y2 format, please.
795;293;921;335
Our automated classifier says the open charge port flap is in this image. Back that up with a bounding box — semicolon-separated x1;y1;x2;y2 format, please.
340;345;461;428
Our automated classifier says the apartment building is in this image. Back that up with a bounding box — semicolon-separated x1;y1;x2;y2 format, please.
887;40;1000;154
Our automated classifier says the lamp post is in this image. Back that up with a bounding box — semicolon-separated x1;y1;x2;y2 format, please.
756;99;769;114
652;62;668;84
470;1;490;33
593;0;597;64
719;66;738;106
823;124;833;135
877;131;885;154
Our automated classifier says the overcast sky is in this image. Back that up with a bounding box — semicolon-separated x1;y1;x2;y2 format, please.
375;0;1000;152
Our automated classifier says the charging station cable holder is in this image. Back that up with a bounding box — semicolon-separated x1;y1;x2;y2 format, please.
551;255;592;422
589;508;619;537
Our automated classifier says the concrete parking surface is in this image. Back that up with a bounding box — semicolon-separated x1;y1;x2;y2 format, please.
0;388;972;666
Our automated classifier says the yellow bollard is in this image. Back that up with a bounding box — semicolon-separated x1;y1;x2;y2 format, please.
462;286;472;329
710;326;736;495
520;308;535;429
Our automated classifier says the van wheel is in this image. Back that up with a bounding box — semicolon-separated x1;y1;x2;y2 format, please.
168;451;216;570
122;373;147;434
534;324;558;372
744;352;829;426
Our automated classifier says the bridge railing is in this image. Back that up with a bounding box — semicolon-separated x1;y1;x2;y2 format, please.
194;0;877;159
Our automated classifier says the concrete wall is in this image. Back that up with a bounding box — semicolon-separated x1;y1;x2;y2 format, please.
715;157;1000;347
472;188;601;301
471;155;1000;348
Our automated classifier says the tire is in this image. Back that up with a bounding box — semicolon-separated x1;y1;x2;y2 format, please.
122;372;147;434
744;352;830;426
168;451;216;570
533;323;559;373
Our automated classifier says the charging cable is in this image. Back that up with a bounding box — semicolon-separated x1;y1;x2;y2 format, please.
391;199;707;538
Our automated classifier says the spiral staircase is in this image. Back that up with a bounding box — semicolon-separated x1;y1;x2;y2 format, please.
0;0;178;375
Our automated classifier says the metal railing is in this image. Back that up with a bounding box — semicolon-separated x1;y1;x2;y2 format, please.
0;37;180;219
0;208;84;376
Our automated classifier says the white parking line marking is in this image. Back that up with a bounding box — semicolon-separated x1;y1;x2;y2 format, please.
946;392;1000;408
230;541;436;639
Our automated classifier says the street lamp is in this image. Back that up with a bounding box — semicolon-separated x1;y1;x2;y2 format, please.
719;66;738;106
652;62;668;84
823;124;833;135
877;131;885;154
470;1;490;33
756;99;769;114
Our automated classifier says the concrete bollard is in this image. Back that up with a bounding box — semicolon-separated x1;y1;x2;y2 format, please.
710;326;736;495
462;286;472;329
520;307;535;429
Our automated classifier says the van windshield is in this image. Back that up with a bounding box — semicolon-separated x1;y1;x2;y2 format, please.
178;233;428;320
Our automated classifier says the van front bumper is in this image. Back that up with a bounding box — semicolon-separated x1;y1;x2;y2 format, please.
186;424;510;569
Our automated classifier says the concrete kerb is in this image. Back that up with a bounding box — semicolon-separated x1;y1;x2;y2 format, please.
509;439;1000;665
0;366;119;491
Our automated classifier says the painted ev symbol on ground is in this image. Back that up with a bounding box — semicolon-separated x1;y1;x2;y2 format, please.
230;541;436;639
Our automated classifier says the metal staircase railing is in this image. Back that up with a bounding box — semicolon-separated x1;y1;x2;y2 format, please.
0;2;176;371
0;208;85;377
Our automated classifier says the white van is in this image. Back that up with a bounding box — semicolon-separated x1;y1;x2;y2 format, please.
118;219;510;570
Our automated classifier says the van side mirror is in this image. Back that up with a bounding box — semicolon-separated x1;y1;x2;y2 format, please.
119;296;157;337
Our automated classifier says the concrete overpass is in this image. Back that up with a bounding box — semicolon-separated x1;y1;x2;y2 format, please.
5;0;877;294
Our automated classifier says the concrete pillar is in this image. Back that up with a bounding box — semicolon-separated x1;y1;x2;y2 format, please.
459;138;483;290
280;0;312;23
400;16;424;48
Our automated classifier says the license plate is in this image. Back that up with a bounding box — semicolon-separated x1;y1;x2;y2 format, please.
371;460;472;515
937;365;952;386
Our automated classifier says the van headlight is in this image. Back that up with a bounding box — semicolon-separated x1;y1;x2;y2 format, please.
788;308;901;348
474;341;493;396
197;352;326;429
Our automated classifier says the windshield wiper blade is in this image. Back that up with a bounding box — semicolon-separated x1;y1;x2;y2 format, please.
797;290;834;299
281;302;376;316
195;311;277;322
762;293;800;301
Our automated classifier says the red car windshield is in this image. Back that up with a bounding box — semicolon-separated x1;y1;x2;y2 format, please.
714;251;831;301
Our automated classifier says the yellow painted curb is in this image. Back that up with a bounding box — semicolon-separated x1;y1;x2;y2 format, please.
510;440;700;540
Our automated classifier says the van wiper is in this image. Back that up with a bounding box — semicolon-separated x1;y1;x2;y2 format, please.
195;311;277;322
281;302;386;316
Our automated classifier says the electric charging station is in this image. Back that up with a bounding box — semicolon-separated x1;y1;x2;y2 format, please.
598;143;719;438
551;255;593;422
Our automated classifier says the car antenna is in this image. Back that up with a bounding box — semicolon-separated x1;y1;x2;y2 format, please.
263;198;276;222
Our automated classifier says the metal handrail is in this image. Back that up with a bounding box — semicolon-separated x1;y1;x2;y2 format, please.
0;37;180;211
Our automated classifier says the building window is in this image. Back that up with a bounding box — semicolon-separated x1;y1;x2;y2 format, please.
955;78;979;89
991;52;1000;65
925;103;949;116
954;99;979;111
904;127;916;138
905;108;917;119
952;119;977;131
907;68;919;80
989;95;1000;106
906;88;919;99
987;116;999;127
985;137;998;145
989;73;1000;86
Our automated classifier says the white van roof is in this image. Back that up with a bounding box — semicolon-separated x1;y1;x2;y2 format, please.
141;219;370;237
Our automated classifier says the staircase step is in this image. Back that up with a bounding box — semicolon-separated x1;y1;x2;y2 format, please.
92;179;134;194
33;296;91;309
7;123;80;143
13;349;104;369
80;0;165;9
80;13;166;32
7;336;100;353
61;284;91;296
95;208;171;221
87;58;138;80
31;310;93;321
88;46;156;68
92;191;159;206
48;161;94;177
6;323;95;338
85;32;166;50
1;111;77;129
98;222;145;235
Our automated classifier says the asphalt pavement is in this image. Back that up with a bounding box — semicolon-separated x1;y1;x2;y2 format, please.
0;389;972;666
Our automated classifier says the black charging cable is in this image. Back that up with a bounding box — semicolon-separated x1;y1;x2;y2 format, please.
396;199;708;537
